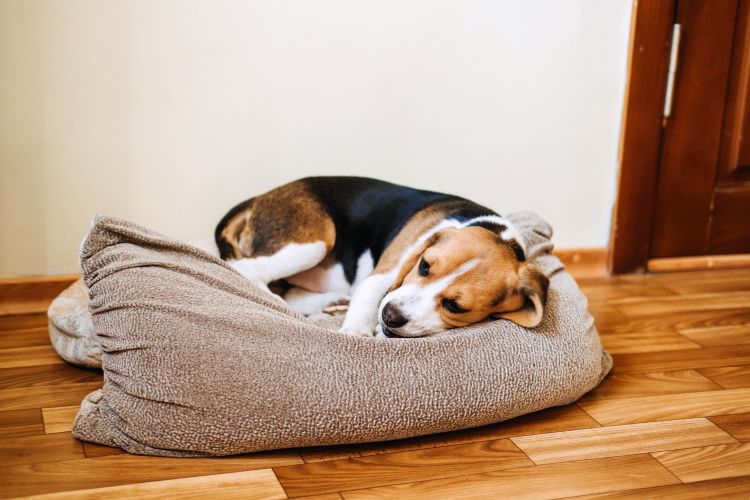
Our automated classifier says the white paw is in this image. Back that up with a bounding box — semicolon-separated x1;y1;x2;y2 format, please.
284;289;350;316
321;297;350;315
374;324;388;339
338;326;375;338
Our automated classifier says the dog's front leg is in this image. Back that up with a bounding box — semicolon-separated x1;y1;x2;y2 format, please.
339;272;395;337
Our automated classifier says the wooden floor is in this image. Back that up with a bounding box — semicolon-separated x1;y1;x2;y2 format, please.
1;269;750;499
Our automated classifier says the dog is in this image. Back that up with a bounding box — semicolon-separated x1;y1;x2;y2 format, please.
215;176;548;338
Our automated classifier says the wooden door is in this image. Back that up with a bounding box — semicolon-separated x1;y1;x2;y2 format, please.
651;0;750;258
611;0;750;273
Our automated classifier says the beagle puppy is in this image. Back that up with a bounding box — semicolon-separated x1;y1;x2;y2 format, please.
215;176;548;338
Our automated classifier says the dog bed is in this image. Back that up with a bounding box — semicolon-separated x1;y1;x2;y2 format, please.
61;213;610;457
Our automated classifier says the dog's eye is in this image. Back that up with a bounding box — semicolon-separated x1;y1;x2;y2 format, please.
442;298;468;314
418;258;430;277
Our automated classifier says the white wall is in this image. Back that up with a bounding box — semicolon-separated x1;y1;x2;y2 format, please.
0;0;632;276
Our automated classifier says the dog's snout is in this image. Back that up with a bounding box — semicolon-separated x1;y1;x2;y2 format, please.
382;302;408;328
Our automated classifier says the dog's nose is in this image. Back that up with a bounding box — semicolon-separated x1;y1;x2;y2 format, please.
382;302;408;328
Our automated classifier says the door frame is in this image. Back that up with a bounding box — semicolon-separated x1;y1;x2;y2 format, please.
609;0;676;274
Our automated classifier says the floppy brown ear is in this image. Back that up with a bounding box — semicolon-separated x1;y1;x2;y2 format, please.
389;232;443;290
497;263;549;328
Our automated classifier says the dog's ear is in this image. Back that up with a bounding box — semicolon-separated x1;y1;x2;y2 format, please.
389;232;444;290
495;263;549;328
215;209;254;259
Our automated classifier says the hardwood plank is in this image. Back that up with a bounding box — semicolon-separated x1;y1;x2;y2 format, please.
0;382;102;411
617;267;750;286
0;432;84;467
2;269;749;498
0;313;48;332
299;445;361;463
42;406;79;434
588;305;630;330
579;370;722;401
0;408;44;438
0;450;303;498
610;345;750;373
275;439;533;498
580;282;677;303
0;364;102;390
511;418;736;465
709;414;750;442
0;345;65;369
82;442;124;458
21;468;287;500
293;495;344;500
664;272;750;294
597;308;750;337
599;330;701;354
576;476;750;499
301;405;599;462
0;327;51;349
699;365;750;389
653;442;750;482
0;300;56;316
613;291;750;317
578;389;750;426
680;325;750;347
340;455;679;499
360;405;599;457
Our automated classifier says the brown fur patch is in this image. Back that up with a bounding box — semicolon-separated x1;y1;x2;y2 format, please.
373;200;470;274
217;181;336;259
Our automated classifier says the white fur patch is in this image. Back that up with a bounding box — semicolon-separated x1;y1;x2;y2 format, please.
286;249;374;295
378;258;479;337
352;250;374;290
230;241;327;284
284;287;350;316
324;263;351;294
340;271;397;336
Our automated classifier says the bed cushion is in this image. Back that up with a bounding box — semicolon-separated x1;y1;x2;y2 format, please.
70;213;611;457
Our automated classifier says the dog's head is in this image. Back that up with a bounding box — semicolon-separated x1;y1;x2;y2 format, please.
378;226;549;337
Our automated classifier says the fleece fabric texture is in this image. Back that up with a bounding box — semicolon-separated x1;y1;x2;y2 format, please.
72;213;611;457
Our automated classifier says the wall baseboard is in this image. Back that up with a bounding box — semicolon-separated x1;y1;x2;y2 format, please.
647;254;750;272
0;274;79;316
554;248;609;279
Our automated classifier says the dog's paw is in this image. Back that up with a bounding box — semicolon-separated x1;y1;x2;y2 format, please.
338;326;375;338
374;324;388;339
321;297;350;315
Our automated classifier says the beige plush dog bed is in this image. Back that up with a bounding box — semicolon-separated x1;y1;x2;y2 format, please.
56;213;610;457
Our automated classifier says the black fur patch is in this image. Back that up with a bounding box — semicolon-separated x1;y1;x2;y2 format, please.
505;238;526;262
490;289;509;307
216;176;506;285
467;220;507;235
300;177;500;284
